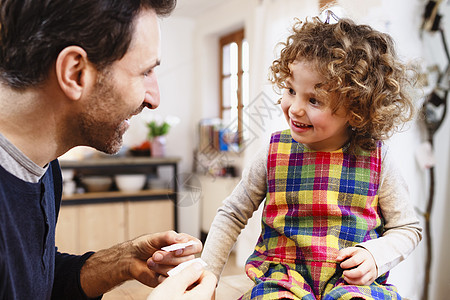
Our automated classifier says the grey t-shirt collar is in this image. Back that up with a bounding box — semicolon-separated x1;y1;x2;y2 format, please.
0;132;47;183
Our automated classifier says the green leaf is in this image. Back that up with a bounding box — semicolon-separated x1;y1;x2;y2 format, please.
146;121;171;139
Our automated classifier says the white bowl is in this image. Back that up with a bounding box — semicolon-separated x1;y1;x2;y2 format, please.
61;169;75;182
81;176;113;193
115;174;147;192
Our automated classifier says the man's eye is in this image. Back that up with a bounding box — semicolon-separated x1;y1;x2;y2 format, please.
144;69;153;77
288;88;296;95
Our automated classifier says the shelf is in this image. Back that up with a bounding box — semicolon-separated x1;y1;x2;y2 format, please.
58;156;180;230
61;189;175;206
63;188;173;200
60;156;181;169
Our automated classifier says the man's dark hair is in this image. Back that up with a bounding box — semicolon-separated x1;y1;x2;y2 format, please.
0;0;176;89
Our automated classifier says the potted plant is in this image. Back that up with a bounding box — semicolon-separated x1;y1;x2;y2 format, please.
146;115;180;157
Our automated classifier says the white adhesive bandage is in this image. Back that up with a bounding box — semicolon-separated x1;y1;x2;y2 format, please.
161;240;197;252
167;258;208;277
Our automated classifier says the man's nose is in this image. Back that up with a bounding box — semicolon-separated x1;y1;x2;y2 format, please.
144;73;160;109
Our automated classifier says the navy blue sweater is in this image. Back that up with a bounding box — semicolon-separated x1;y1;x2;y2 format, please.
0;160;98;299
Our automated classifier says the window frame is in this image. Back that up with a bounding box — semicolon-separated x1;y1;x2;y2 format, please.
319;0;336;9
219;28;245;146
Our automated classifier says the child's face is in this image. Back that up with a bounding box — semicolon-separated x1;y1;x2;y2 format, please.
280;60;350;151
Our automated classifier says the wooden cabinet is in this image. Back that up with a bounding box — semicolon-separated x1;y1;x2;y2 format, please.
199;175;240;241
55;157;179;254
56;205;79;252
78;202;126;253
127;200;174;241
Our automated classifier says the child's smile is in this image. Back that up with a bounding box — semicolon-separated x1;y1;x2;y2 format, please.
280;60;351;152
291;120;312;129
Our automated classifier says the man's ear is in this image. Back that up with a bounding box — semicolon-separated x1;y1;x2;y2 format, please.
55;46;95;100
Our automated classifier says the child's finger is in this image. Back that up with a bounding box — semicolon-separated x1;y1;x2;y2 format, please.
345;259;377;285
340;257;359;270
343;264;374;286
343;264;364;279
336;247;357;262
339;249;369;271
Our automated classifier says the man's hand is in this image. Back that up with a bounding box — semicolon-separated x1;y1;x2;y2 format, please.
336;247;377;286
147;262;217;300
129;231;202;287
80;230;202;298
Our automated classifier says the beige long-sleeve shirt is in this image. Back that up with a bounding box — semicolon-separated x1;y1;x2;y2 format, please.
202;143;422;279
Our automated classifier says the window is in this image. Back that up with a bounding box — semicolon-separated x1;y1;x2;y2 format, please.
319;0;335;9
219;28;249;147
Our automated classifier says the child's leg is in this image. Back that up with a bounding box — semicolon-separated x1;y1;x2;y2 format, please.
241;260;317;300
239;281;309;300
322;283;402;300
322;272;402;300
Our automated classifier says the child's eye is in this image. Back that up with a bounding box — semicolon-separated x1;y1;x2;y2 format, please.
288;88;296;96
309;98;320;105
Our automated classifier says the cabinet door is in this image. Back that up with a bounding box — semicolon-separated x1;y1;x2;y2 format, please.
55;205;79;253
78;202;126;253
127;200;174;239
200;176;240;233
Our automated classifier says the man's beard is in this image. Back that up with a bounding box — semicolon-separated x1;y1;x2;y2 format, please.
78;71;126;155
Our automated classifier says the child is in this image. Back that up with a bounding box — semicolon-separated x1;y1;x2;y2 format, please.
202;16;422;300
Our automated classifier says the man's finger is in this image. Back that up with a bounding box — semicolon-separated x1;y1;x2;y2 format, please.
146;230;184;249
168;261;205;287
147;253;196;271
146;262;205;300
183;270;217;299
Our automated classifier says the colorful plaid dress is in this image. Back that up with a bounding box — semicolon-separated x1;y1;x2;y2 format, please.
241;130;401;300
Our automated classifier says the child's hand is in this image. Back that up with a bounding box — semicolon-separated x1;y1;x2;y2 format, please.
336;247;377;286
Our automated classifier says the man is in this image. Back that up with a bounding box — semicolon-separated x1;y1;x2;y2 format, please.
0;0;216;299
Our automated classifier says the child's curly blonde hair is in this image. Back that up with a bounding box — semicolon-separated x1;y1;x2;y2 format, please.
270;17;416;152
